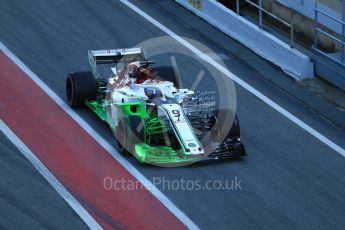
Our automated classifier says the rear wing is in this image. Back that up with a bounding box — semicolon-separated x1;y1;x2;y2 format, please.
88;48;146;66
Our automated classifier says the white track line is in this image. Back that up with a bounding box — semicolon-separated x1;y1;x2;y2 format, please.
0;43;199;230
120;0;345;157
0;120;103;230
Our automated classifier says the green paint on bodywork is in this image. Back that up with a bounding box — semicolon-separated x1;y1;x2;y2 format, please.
85;100;107;121
114;101;146;118
134;144;201;164
146;118;170;135
85;100;146;125
85;99;197;164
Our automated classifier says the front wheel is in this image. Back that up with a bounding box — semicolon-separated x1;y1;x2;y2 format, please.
208;112;240;142
115;116;145;155
228;114;240;140
115;119;130;154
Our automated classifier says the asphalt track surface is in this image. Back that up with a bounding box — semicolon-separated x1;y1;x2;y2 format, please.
0;132;88;230
1;0;345;229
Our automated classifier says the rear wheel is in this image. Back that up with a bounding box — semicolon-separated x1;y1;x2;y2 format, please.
66;71;97;107
154;66;180;87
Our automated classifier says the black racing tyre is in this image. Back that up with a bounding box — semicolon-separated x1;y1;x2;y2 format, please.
228;114;240;140
154;66;180;87
66;71;97;107
212;109;240;142
115;119;130;154
115;116;145;155
127;115;145;145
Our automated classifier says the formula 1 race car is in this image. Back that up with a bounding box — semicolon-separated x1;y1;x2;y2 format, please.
65;48;245;165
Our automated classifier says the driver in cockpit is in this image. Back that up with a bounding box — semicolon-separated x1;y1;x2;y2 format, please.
128;62;153;84
109;61;154;88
